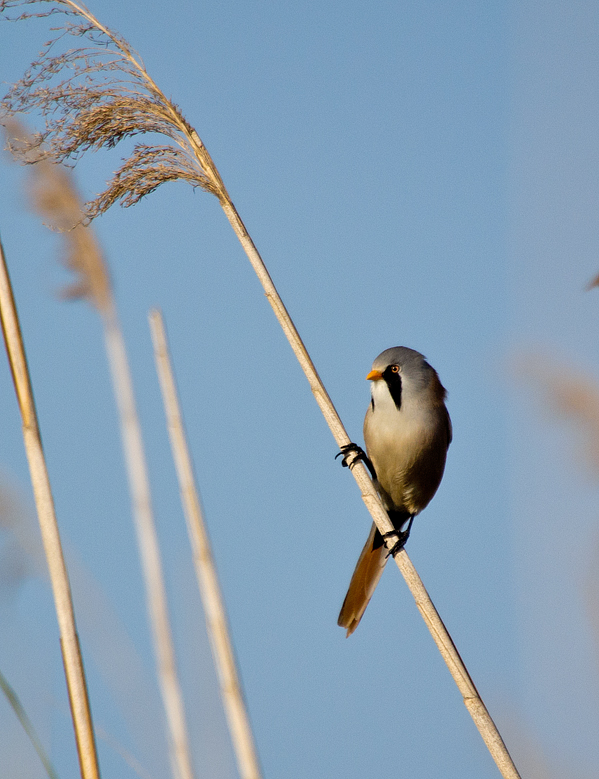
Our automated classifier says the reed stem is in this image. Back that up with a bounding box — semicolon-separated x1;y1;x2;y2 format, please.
101;300;195;779
214;200;522;779
149;308;262;779
0;233;100;779
0;667;60;779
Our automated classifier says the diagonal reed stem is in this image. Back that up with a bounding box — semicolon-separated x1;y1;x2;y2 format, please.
0;232;100;779
148;308;263;779
214;201;522;779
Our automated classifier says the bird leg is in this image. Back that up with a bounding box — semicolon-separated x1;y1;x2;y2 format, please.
383;515;415;557
335;443;376;478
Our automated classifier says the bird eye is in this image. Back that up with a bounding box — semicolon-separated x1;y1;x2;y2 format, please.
391;365;400;373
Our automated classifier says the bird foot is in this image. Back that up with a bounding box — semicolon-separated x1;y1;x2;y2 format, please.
382;515;414;557
383;531;409;558
335;443;376;477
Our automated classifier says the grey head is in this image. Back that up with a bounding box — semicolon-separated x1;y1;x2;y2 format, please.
372;346;428;372
366;346;447;409
371;346;443;396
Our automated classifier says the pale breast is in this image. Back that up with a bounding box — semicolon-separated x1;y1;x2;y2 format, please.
363;390;448;515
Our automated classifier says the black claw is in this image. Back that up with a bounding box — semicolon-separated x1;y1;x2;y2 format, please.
383;515;415;558
384;532;409;558
335;443;376;477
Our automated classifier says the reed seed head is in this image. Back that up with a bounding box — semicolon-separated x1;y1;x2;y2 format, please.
1;0;228;219
4;118;112;311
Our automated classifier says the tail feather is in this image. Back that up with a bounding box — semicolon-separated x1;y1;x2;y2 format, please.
338;523;387;636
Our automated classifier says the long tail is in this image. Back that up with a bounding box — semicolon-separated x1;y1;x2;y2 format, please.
337;523;387;636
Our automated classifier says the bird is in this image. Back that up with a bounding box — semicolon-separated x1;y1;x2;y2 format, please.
337;346;451;636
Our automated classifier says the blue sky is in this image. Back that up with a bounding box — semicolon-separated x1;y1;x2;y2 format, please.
0;1;598;778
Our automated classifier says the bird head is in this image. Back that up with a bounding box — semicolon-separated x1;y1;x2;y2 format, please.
367;346;446;411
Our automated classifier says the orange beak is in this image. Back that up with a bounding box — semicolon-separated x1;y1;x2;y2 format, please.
366;369;383;381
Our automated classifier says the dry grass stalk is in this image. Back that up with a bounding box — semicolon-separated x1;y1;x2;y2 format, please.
0;233;100;779
1;3;521;775
11;138;197;779
149;309;262;779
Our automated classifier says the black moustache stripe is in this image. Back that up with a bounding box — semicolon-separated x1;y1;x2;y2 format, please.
382;365;402;410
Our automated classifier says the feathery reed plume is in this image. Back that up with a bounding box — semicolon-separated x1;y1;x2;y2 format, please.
149;309;262;779
0;485;40;591
0;233;100;779
0;0;225;219
1;4;521;775
7;127;197;779
4;119;111;307
586;272;599;291
515;353;599;474
515;352;599;686
0;667;60;779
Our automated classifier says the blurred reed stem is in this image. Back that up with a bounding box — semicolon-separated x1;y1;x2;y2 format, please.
0;667;60;779
149;308;262;779
100;300;195;779
0;233;100;779
14;145;196;779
